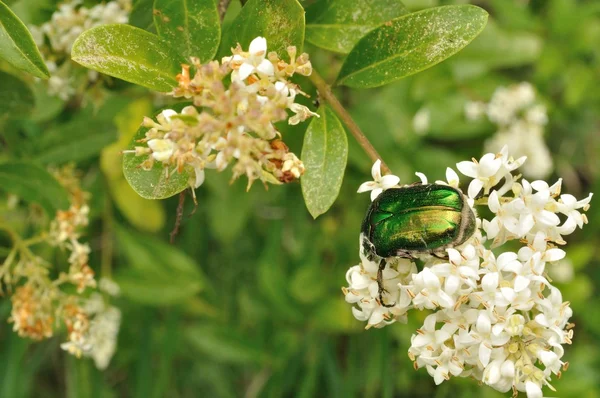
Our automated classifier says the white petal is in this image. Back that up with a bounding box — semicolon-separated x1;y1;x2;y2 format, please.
237;63;255;80
370;188;383;201
525;381;543;398
544;248;566;262
481;272;499;292
477;312;491;334
415;172;428;184
248;36;267;55
456;161;478;178
256;59;274;76
488;191;501;213
479;343;492;367
380;174;400;188
513;275;530;292
467;178;484;199
357;181;378;193
371;159;382;180
194;167;205;188
446;167;459;187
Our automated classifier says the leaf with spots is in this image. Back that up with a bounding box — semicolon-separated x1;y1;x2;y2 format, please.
122;123;190;200
336;5;488;88
219;0;304;58
0;1;49;79
301;106;348;219
305;0;409;54
153;0;220;61
71;24;186;92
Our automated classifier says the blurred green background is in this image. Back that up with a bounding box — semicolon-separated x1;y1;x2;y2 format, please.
1;0;600;397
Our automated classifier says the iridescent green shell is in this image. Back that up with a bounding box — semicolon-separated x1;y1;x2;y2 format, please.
361;184;476;258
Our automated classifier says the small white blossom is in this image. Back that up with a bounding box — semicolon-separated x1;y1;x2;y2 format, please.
357;160;400;201
343;148;592;397
233;37;275;80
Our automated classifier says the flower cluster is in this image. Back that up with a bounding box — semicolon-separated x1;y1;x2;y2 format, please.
127;37;315;192
3;165;121;369
343;147;592;397
465;82;552;179
30;0;131;100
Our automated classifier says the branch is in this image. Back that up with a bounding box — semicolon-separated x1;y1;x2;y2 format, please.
309;69;391;175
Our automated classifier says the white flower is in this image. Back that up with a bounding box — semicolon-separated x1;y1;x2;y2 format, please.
147;138;175;162
345;145;591;397
464;101;486;121
457;152;503;199
357;160;400;201
412;108;430;135
235;37;275;80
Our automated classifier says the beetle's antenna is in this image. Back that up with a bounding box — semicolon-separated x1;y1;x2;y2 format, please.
377;259;396;308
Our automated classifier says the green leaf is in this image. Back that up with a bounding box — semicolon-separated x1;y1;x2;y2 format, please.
71;24;186;92
154;0;220;61
336;5;489;88
33;118;116;164
123;122;190;200
305;0;409;54
301;106;348;218
0;1;49;78
129;0;155;32
0;71;34;118
219;0;305;57
185;324;267;364
0;161;69;216
114;226;205;306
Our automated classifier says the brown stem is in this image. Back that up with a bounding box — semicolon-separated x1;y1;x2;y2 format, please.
218;0;232;21
170;191;186;244
308;69;391;175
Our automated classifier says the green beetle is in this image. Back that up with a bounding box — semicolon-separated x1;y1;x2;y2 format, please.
361;183;476;307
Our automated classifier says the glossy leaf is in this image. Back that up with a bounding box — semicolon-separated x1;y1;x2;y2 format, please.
219;0;304;57
154;0;220;61
0;1;49;78
0;71;34;118
336;5;488;88
122;123;190;200
0;161;69;216
301;106;348;218
305;0;408;54
71;24;185;92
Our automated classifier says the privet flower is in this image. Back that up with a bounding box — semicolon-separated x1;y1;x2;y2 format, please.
127;36;316;192
465;82;552;179
29;0;131;100
4;165;121;369
343;147;592;397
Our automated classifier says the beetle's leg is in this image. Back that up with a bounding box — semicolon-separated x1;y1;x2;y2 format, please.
395;250;416;259
377;259;396;308
431;250;449;260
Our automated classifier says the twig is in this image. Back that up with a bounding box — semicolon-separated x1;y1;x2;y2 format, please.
308;69;391;175
218;0;232;21
170;191;186;244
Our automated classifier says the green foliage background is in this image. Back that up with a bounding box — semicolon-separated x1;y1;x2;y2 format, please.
1;0;599;397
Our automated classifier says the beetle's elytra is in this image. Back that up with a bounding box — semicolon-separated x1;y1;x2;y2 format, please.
361;184;476;308
361;184;476;259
